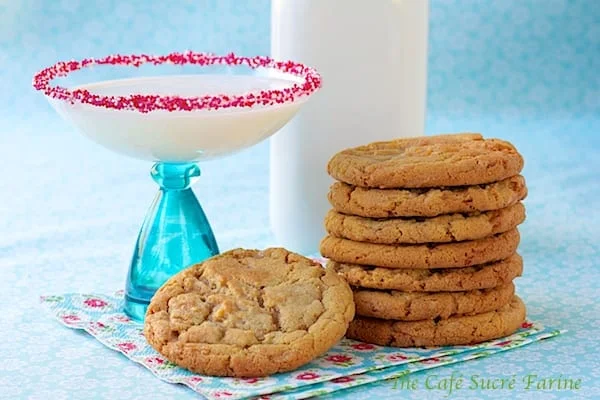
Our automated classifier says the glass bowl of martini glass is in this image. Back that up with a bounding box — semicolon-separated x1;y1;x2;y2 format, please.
33;52;321;321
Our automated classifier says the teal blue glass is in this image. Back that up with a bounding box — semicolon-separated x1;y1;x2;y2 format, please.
124;162;219;321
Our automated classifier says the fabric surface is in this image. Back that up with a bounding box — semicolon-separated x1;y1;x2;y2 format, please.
40;291;561;400
1;0;599;399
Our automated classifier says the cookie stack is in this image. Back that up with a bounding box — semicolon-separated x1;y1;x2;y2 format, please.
321;133;528;347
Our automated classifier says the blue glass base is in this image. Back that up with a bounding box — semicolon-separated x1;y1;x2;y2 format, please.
124;162;219;321
124;292;152;322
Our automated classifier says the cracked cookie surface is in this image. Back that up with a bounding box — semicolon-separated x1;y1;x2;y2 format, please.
353;283;515;321
320;229;520;269
325;202;525;244
328;175;527;218
346;295;526;347
327;254;523;292
327;133;524;188
144;248;355;377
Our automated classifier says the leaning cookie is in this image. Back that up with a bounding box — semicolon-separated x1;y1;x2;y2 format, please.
346;296;526;347
144;248;355;377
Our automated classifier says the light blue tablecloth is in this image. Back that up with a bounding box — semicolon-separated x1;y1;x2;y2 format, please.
1;1;599;399
2;116;598;399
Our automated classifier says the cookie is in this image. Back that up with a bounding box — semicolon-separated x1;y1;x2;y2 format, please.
144;248;355;377
328;175;527;218
346;295;526;347
327;133;524;189
328;254;523;292
320;228;520;269
353;283;515;321
325;202;525;244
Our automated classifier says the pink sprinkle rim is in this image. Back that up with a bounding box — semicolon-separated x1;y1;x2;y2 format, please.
32;51;322;113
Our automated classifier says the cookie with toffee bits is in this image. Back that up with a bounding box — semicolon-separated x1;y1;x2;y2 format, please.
325;202;525;244
327;133;524;189
346;296;526;347
144;248;354;377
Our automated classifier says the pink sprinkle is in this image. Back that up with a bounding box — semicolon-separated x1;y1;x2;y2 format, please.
32;51;321;113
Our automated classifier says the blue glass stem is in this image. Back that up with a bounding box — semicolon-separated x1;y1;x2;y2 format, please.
124;162;219;321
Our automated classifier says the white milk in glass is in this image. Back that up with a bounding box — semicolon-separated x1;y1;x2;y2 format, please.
50;75;306;162
270;0;429;254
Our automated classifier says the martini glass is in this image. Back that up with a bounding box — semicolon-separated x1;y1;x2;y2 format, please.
33;52;321;321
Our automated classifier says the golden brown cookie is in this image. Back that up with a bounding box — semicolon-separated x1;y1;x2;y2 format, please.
327;133;524;188
353;283;515;321
328;175;527;218
328;254;523;292
144;248;355;377
325;203;525;244
346;296;526;347
320;228;520;269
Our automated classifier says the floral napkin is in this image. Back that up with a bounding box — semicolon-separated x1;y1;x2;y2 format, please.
40;291;562;400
